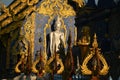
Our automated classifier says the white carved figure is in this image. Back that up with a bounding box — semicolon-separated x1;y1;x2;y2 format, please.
50;16;65;56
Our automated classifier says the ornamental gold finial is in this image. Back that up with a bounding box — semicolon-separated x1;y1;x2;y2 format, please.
81;33;109;79
92;33;98;48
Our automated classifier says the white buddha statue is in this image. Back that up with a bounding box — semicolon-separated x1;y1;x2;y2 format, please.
50;16;65;56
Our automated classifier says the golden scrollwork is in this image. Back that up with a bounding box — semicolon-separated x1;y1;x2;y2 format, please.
81;33;109;75
9;0;21;10
27;0;39;6
0;0;38;28
23;13;35;62
21;0;39;5
98;53;109;75
37;0;76;17
0;4;11;16
12;3;27;14
15;13;35;73
81;52;93;75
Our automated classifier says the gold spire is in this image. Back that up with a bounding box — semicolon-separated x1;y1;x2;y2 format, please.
92;33;98;48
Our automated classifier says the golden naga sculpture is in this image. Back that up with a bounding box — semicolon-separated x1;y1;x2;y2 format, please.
81;33;109;76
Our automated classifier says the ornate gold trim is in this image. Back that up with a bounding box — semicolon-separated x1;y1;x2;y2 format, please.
27;0;39;6
0;5;36;28
12;3;27;14
37;0;76;17
81;34;109;75
23;14;35;62
98;53;109;75
43;16;54;61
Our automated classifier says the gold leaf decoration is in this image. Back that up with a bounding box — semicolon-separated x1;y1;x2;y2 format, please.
37;0;76;17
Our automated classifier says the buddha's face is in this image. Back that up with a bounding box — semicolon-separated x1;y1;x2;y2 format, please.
55;21;61;31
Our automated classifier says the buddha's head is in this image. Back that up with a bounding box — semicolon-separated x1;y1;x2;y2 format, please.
55;16;62;31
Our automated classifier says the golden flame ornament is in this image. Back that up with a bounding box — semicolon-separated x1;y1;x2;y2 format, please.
81;33;109;76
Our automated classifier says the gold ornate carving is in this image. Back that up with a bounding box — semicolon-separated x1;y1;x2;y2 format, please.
0;0;38;28
61;17;67;48
45;54;64;74
81;34;109;75
12;3;27;14
31;58;40;73
23;14;35;62
37;0;76;17
15;13;35;73
14;38;29;73
81;52;93;75
0;6;36;28
1;17;13;27
98;53;109;75
43;16;54;61
21;0;39;5
27;0;39;6
0;4;11;21
9;0;21;10
0;4;11;16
